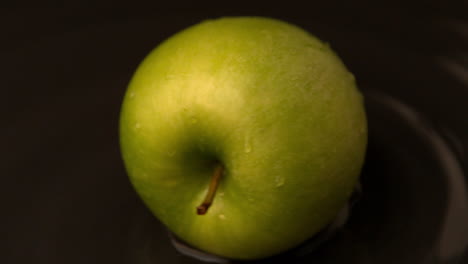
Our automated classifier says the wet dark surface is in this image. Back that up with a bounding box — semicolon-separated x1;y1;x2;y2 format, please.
2;2;468;264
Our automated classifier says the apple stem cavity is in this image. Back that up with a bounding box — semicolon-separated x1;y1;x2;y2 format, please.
197;164;223;215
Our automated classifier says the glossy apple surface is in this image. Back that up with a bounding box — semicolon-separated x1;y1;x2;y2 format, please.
120;17;367;260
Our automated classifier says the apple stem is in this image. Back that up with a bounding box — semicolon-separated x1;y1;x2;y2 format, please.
197;164;223;215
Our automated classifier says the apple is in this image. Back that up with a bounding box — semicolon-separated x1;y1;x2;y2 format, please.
120;17;367;260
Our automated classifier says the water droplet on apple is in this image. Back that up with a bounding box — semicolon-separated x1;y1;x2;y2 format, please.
218;192;225;197
244;137;252;153
135;123;141;129
218;214;226;220
305;42;317;48
165;74;176;80
129;92;135;98
290;75;299;81
275;175;285;187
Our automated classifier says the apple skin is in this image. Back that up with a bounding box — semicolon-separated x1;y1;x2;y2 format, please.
120;17;367;260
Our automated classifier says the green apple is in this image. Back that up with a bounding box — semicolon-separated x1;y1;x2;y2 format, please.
120;17;367;260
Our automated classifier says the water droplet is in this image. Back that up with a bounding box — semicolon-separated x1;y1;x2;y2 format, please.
135;123;141;129
129;92;135;98
275;175;285;187
218;192;225;197
165;74;176;80
190;117;198;124
218;214;226;220
244;137;252;153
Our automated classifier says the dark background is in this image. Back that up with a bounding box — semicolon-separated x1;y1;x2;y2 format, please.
2;1;467;264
